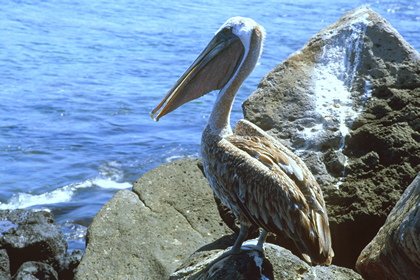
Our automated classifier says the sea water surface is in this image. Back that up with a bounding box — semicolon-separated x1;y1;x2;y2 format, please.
1;0;418;251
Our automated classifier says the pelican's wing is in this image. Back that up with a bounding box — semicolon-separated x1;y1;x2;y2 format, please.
233;119;326;213
218;119;334;264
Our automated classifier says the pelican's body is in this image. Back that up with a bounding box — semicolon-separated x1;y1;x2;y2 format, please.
152;17;333;265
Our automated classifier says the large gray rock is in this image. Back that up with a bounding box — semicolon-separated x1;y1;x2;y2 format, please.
242;6;420;267
74;159;232;280
356;174;420;280
170;243;363;280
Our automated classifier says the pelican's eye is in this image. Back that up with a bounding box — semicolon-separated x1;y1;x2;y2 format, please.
223;27;232;35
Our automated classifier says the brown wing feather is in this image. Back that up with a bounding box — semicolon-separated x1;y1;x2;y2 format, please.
202;120;333;265
234;119;327;214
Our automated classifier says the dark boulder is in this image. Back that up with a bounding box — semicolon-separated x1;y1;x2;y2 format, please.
0;209;82;279
0;210;67;275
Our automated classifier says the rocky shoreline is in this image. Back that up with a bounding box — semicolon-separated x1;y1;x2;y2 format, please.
1;6;418;280
0;210;82;279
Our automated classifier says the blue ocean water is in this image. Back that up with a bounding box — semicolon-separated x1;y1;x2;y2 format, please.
0;0;418;252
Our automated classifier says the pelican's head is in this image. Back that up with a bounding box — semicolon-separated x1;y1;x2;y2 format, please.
151;17;265;121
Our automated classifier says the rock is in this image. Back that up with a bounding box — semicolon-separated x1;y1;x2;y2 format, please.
0;210;67;275
0;210;81;280
170;242;363;280
0;249;11;279
58;249;83;280
74;158;232;280
356;174;420;280
242;6;420;267
12;261;58;280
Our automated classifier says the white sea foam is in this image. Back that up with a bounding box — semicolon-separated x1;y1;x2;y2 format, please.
0;183;85;210
165;152;200;163
0;162;132;210
92;178;131;189
61;222;87;242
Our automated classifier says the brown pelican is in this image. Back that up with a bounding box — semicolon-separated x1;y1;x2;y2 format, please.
151;17;333;265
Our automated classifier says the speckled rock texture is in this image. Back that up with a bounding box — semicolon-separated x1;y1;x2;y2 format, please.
74;159;232;280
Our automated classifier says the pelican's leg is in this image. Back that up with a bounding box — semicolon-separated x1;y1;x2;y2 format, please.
191;224;251;278
242;229;267;253
229;224;249;254
256;229;268;251
202;225;249;267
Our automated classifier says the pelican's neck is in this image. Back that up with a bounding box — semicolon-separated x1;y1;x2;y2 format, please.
207;81;241;136
205;21;264;137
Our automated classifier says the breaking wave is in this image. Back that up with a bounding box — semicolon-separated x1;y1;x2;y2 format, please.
0;161;132;210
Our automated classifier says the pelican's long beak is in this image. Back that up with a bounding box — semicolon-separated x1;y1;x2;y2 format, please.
151;28;245;121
